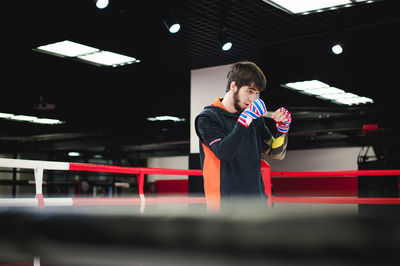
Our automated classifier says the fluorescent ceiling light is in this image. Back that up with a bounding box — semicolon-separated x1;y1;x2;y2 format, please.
35;40;140;67
322;92;358;100
263;0;376;15
78;51;136;67
284;80;329;90
303;87;345;96
68;152;81;157
147;116;186;122
283;80;374;106
36;40;99;57
0;113;14;119
33;118;64;125
0;112;64;125
334;97;373;105
12;115;38;122
321;93;352;100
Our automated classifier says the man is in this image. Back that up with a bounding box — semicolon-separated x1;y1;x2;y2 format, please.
195;61;292;210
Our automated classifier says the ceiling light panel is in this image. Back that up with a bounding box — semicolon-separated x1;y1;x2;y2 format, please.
263;0;378;15
284;80;329;90
0;112;64;125
334;97;373;105
321;93;352;100
36;40;99;57
35;40;139;67
0;113;14;119
147;116;186;122
78;51;137;67
283;80;373;106
303;87;345;96
12;115;38;122
33;118;65;125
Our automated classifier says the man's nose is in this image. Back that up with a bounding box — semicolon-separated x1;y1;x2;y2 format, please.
249;94;257;102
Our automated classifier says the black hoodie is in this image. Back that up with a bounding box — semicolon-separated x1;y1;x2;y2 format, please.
195;98;273;209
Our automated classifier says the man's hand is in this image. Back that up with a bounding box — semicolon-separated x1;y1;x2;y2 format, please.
238;99;267;128
271;107;291;133
250;99;268;117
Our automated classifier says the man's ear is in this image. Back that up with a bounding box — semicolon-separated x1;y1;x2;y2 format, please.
230;81;237;93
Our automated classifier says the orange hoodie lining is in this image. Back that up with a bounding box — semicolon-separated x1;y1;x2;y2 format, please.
211;97;227;111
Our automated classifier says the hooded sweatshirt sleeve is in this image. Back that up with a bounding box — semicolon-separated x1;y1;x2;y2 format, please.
261;121;288;160
195;113;248;162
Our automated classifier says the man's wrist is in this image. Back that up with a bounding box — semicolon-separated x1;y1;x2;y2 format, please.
238;114;253;127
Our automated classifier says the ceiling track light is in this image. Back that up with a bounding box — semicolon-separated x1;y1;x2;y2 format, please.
218;28;232;51
96;0;109;9
163;11;181;34
332;43;343;54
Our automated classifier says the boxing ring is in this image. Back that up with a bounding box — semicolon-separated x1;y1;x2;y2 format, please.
0;158;399;209
0;158;400;265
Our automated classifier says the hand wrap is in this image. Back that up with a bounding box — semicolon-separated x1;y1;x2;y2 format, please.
275;107;291;134
238;99;267;128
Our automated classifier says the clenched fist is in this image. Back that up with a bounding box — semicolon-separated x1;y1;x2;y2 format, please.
271;107;291;134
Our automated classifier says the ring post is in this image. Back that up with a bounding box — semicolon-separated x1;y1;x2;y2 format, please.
261;160;272;208
138;172;145;213
34;167;45;209
33;256;40;266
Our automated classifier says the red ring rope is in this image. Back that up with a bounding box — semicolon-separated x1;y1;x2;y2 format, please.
271;170;400;178
0;158;398;208
69;162;203;176
272;196;400;205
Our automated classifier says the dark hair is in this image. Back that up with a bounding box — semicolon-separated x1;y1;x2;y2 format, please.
226;61;267;92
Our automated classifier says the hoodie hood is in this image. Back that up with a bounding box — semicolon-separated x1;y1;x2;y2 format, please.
204;98;240;119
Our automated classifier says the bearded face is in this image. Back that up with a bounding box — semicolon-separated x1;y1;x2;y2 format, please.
233;89;245;113
229;82;260;113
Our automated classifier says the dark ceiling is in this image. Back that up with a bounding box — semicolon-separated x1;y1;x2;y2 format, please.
1;0;399;161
